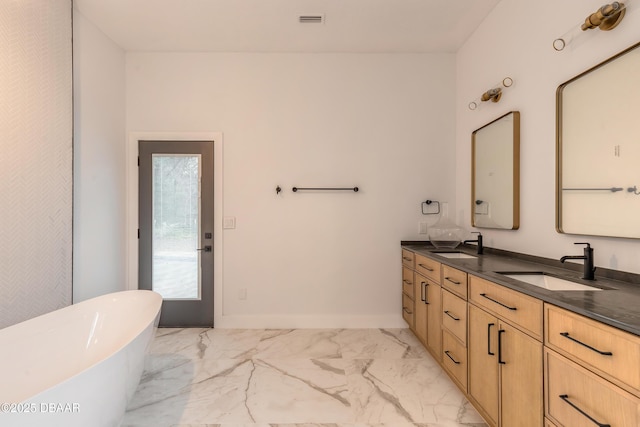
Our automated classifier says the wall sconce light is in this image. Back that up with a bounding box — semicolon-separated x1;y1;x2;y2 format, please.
468;77;513;110
553;2;627;51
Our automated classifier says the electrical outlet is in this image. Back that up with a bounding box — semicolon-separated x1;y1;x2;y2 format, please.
238;288;247;300
419;222;428;234
223;216;236;229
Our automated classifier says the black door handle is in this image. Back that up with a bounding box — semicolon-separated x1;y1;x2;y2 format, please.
197;246;212;252
487;323;495;356
498;329;506;364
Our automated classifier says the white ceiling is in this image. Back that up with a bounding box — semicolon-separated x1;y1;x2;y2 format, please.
74;0;501;53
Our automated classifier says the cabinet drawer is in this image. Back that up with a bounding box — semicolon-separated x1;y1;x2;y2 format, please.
469;275;543;340
402;249;415;268
442;265;468;299
546;304;640;396
545;418;559;427
402;267;414;297
546;349;640;427
442;289;467;345
442;329;468;393
415;254;440;283
402;293;414;327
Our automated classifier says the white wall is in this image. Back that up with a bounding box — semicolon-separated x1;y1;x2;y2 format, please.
73;10;127;301
127;52;456;327
0;0;73;328
456;0;640;274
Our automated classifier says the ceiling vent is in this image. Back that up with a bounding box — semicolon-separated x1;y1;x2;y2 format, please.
299;15;324;24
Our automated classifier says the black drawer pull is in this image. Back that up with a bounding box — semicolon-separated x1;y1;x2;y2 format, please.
445;277;461;285
559;395;611;427
487;323;495;356
444;350;461;365
402;307;413;315
560;332;613;356
418;263;434;272
403;280;413;286
480;293;517;311
444;310;460;321
402;256;412;261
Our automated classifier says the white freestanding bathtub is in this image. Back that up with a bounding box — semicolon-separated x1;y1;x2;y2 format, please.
0;290;162;427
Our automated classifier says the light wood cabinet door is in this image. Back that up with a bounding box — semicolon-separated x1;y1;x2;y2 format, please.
468;304;499;427
469;275;543;340
402;249;415;268
426;281;442;360
402;293;414;327
442;265;468;299
500;320;543;427
442;289;467;345
413;273;429;344
545;304;640;397
442;329;468;393
415;254;440;283
402;267;414;297
546;349;640;427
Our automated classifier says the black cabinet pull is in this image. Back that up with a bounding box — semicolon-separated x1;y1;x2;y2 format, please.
418;263;434;272
498;329;506;364
487;323;495;356
444;350;461;365
402;307;413;315
402;256;412;261
560;332;613;356
422;282;429;304
444;310;460;321
445;277;461;285
403;279;413;286
559;395;611;427
480;293;517;311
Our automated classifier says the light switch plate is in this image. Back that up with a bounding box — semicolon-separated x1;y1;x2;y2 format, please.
419;222;428;234
223;216;236;229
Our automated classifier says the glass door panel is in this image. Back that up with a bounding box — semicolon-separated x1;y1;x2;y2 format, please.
139;140;214;327
151;154;201;300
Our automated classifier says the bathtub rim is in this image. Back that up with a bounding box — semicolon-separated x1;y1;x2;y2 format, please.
0;290;162;403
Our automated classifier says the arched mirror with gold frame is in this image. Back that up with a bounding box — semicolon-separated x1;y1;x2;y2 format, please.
471;111;520;230
557;41;640;239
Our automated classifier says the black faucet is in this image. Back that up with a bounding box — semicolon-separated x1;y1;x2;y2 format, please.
560;242;596;280
463;232;483;255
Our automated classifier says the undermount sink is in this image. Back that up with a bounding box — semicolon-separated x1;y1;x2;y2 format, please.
432;251;477;259
498;272;603;291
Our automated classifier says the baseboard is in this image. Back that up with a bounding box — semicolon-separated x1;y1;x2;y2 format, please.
214;314;407;329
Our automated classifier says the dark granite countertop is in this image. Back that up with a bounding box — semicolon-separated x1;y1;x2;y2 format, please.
401;241;640;336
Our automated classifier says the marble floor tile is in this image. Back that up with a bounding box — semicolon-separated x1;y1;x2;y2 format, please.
150;328;212;359
344;359;484;425
159;424;487;427
199;329;266;359
122;329;487;427
252;329;343;359
335;329;429;359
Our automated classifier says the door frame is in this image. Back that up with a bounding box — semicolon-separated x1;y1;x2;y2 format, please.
126;132;223;327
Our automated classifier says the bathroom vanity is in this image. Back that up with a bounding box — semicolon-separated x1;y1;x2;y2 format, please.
401;243;640;427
